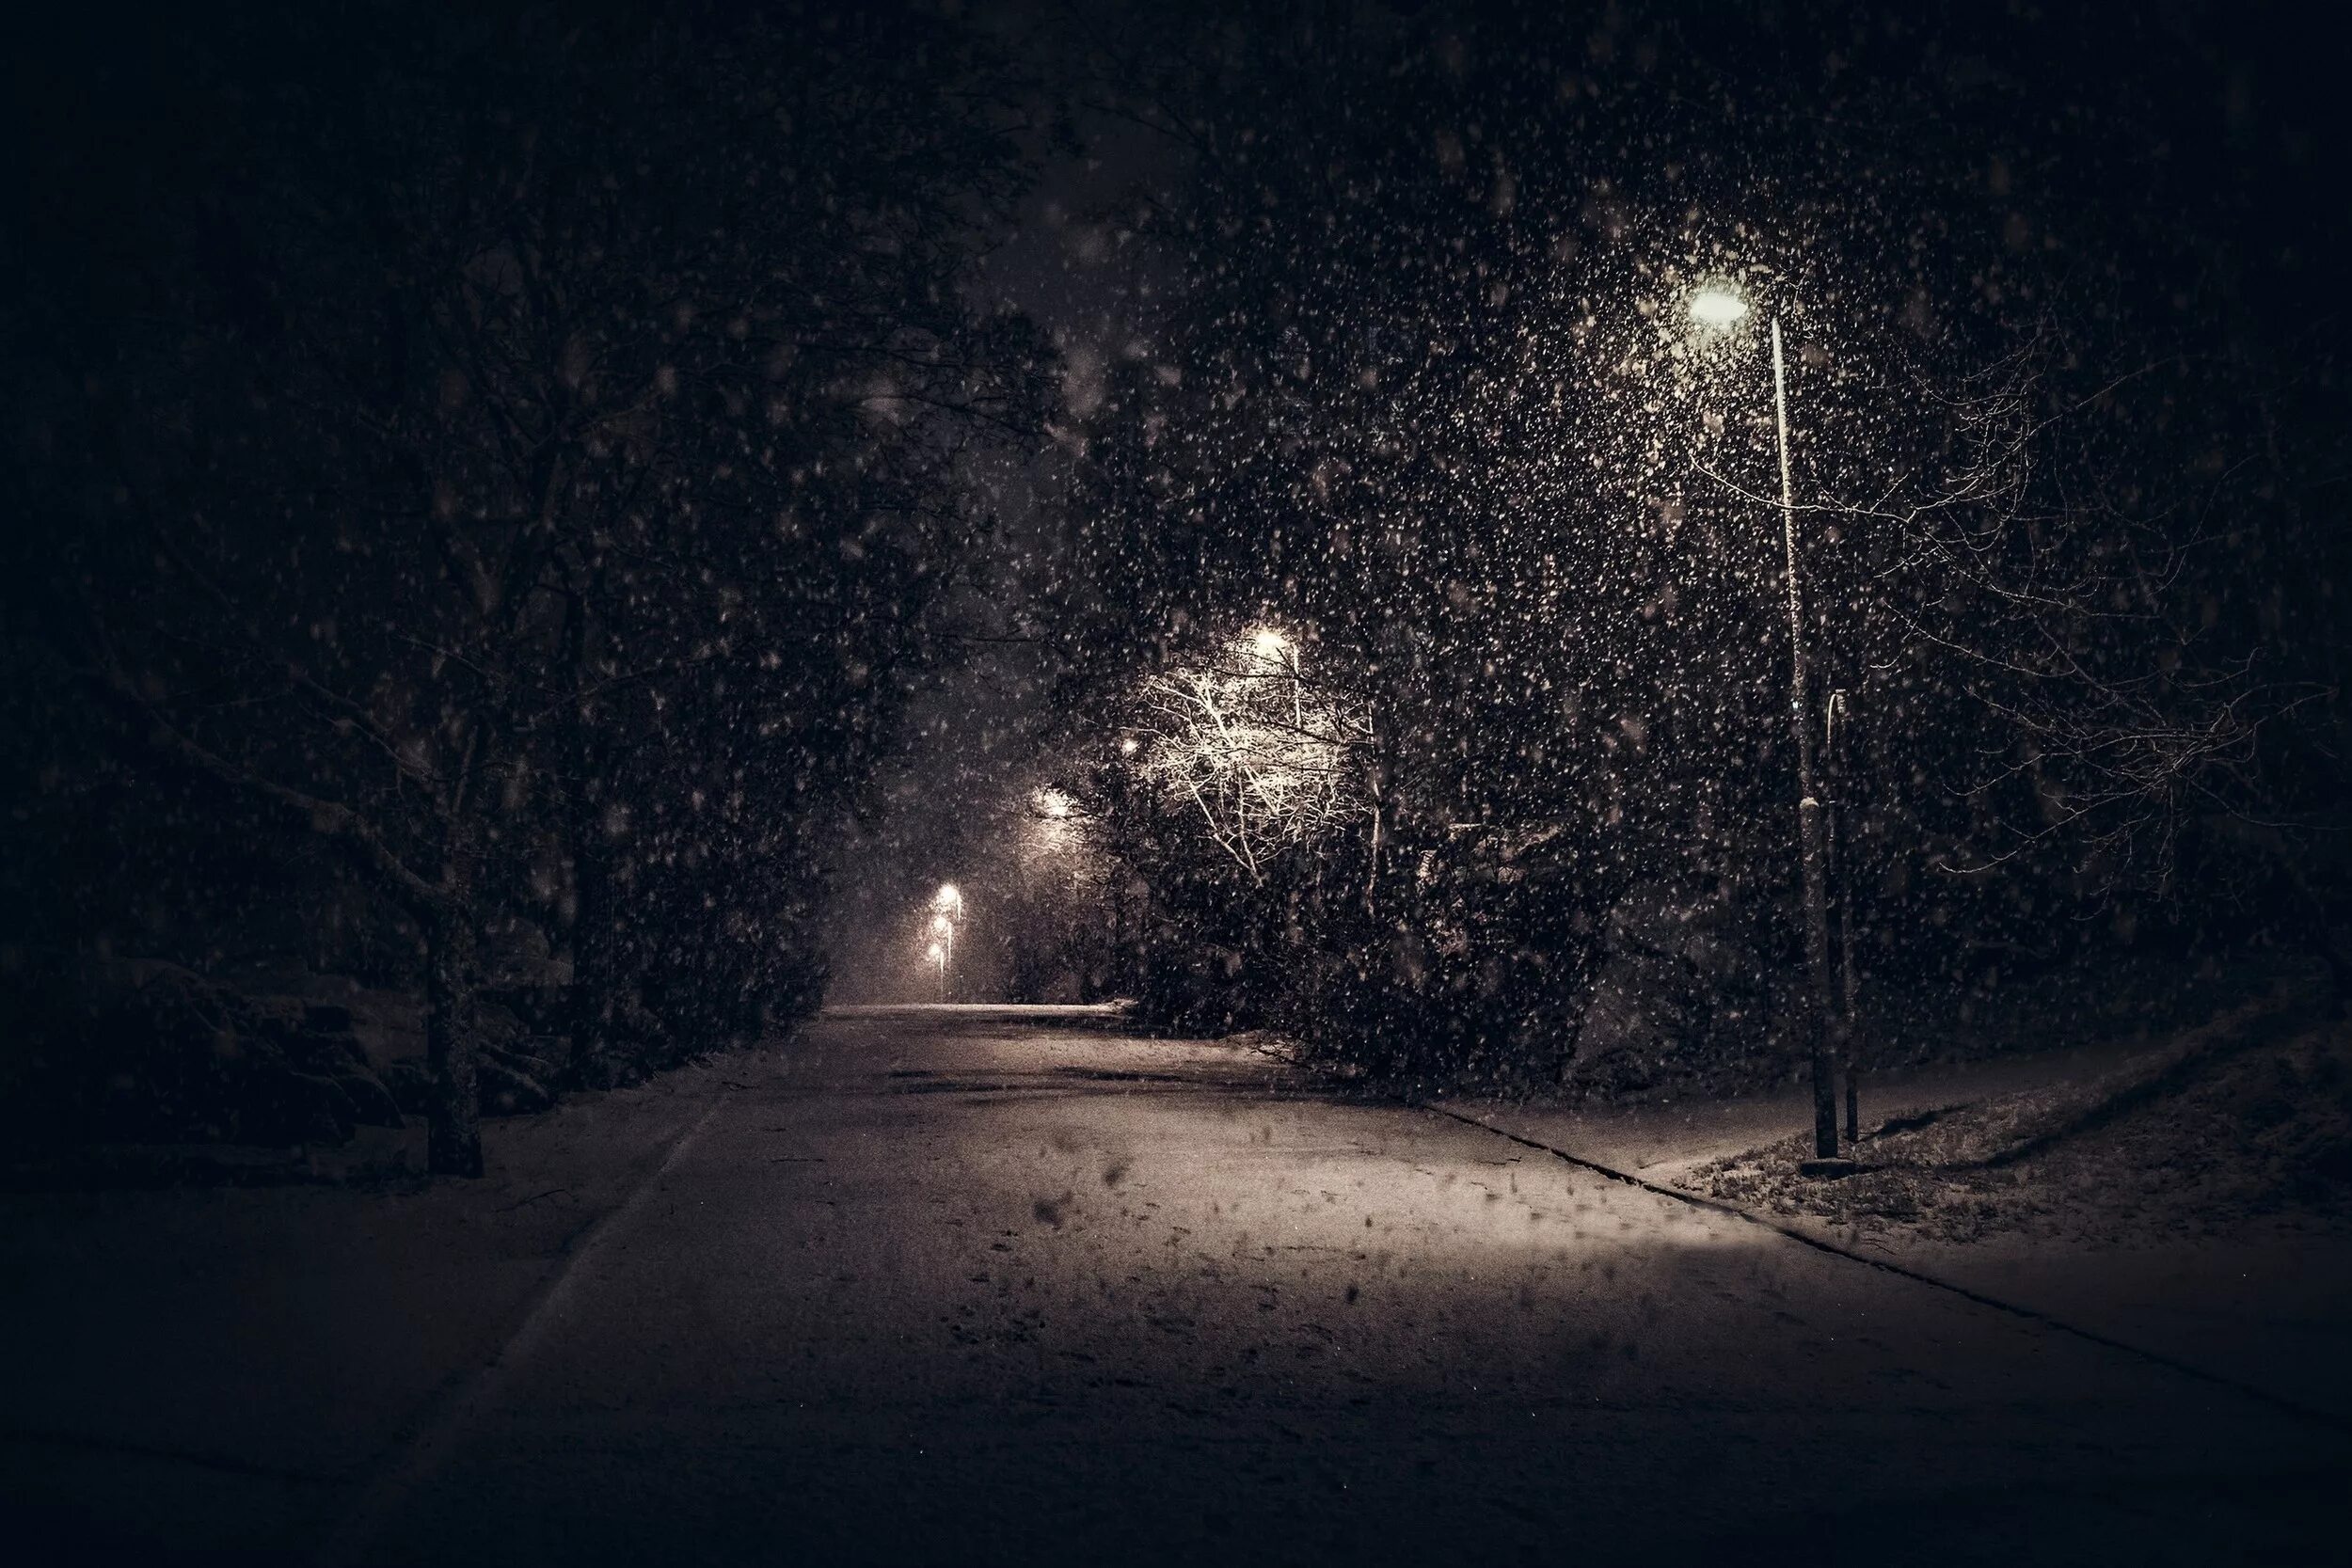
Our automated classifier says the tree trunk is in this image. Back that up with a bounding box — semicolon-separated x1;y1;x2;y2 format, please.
564;578;623;1086
2214;816;2350;1015
424;902;484;1179
2284;867;2352;1015
568;775;620;1085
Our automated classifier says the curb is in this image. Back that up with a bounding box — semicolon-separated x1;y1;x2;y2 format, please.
1422;1101;2352;1439
311;1092;727;1566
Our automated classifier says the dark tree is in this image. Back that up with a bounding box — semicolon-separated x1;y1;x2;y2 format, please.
3;2;1053;1171
1039;3;2349;1085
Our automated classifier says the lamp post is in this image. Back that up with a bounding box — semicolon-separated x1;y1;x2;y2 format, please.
930;911;956;1002
1689;285;1842;1160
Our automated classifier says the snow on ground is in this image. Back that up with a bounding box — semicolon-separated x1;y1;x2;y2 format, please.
1689;993;2352;1248
823;1001;1134;1017
1436;982;2352;1423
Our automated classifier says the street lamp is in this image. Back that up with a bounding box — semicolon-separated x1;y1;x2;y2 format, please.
1689;282;1842;1160
1248;625;1304;731
1689;286;1750;328
930;910;955;983
929;884;962;1002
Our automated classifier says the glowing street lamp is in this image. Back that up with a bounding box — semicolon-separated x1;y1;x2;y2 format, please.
1248;625;1304;730
1688;281;1841;1160
930;910;955;984
927;883;962;1001
1688;286;1751;328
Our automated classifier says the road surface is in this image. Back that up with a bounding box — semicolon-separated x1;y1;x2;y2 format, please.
7;1005;2344;1564
341;1006;2340;1564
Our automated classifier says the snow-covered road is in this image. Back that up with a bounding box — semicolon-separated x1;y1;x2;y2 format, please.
6;1005;2344;1564
349;1006;2341;1564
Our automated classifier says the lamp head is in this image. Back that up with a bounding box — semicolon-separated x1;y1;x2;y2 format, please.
1689;287;1751;328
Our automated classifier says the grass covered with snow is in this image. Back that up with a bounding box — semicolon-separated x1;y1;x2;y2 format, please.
1692;995;2352;1246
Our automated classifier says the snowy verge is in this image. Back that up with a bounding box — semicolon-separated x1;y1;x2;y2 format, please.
1682;997;2351;1247
1438;996;2352;1422
0;1048;767;1560
1687;1000;2352;1424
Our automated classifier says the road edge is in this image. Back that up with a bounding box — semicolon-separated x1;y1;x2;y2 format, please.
1422;1101;2352;1438
310;1091;728;1567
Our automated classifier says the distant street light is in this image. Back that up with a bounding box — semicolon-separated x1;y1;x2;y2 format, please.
1248;625;1304;730
928;884;963;1001
1688;282;1842;1161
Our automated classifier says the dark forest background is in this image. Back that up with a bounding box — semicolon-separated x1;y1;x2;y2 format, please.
4;1;2347;1173
930;0;2352;1093
2;1;1057;1172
